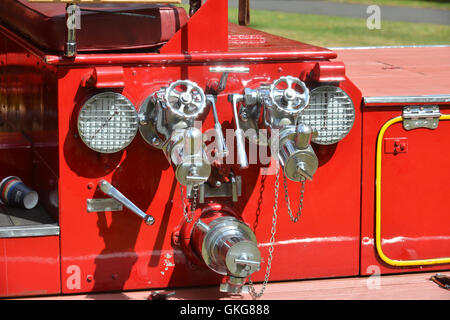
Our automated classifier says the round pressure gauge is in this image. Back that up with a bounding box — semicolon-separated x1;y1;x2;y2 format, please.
77;92;139;153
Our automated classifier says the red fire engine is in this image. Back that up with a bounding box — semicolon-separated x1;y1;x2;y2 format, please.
0;0;448;299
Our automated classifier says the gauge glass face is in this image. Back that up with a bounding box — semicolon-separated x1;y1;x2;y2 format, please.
78;92;138;153
300;86;355;145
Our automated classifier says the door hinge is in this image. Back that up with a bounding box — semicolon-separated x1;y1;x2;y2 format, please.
402;106;440;130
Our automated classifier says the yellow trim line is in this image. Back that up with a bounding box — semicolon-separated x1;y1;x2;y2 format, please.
375;114;450;267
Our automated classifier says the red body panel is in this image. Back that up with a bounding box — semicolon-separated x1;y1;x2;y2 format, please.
57;63;362;294
359;106;450;275
337;47;450;275
0;236;60;297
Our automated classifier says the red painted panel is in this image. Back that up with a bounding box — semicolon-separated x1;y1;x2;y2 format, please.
0;236;60;297
360;106;450;275
57;62;362;294
161;0;228;53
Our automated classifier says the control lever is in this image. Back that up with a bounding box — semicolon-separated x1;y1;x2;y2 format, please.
206;95;228;158
230;172;239;202
99;180;155;225
209;67;250;93
229;94;249;169
235;258;261;267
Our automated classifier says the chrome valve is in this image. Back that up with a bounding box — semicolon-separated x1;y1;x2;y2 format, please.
166;127;211;186
164;80;207;118
138;80;211;187
192;216;261;294
269;76;309;114
238;76;318;181
278;124;318;181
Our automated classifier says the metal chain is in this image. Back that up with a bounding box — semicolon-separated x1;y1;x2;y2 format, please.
248;165;280;299
282;169;306;223
179;183;199;223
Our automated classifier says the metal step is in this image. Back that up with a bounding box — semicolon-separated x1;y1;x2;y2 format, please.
0;204;59;238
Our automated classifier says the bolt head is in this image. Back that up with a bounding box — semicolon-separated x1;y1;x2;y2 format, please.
284;88;296;101
239;112;249;122
180;92;192;104
151;137;160;146
145;216;155;225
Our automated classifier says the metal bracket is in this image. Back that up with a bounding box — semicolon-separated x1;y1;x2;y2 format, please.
384;137;408;154
402;106;441;130
87;198;123;213
188;176;242;203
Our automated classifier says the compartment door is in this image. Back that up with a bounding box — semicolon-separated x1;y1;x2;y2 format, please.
374;110;450;267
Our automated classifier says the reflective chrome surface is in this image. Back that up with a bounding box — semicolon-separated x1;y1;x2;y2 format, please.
195;216;261;278
299;86;355;145
78;92;138;153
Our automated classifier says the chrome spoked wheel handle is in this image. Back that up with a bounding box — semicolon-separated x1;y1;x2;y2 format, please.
269;76;309;114
164;80;207;118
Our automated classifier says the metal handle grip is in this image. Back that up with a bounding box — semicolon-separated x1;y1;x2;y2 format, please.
215;123;228;157
235;258;261;267
207;95;228;158
230;94;249;169
235;129;249;169
99;180;154;225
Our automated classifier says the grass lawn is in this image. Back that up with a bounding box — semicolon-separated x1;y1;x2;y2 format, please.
227;8;450;47
326;0;450;10
176;4;449;47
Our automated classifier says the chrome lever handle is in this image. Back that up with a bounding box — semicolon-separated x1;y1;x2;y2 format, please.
206;95;228;158
234;258;261;267
229;94;249;169
99;180;155;225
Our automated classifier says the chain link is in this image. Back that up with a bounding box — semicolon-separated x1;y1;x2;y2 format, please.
179;183;199;223
282;169;306;223
248;165;280;299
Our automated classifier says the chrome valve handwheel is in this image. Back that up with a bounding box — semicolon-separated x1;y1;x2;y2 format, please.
165;80;206;118
269;76;309;114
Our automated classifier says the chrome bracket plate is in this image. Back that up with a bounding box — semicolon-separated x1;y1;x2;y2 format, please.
87;198;123;213
138;97;164;149
188;176;242;203
403;106;441;130
238;105;269;146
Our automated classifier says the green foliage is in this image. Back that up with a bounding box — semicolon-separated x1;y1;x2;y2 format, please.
228;8;450;47
325;0;450;10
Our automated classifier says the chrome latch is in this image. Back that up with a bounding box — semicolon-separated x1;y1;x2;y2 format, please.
403;106;440;130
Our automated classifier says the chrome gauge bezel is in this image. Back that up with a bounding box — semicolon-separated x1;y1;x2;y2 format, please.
77;92;139;154
299;85;355;145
